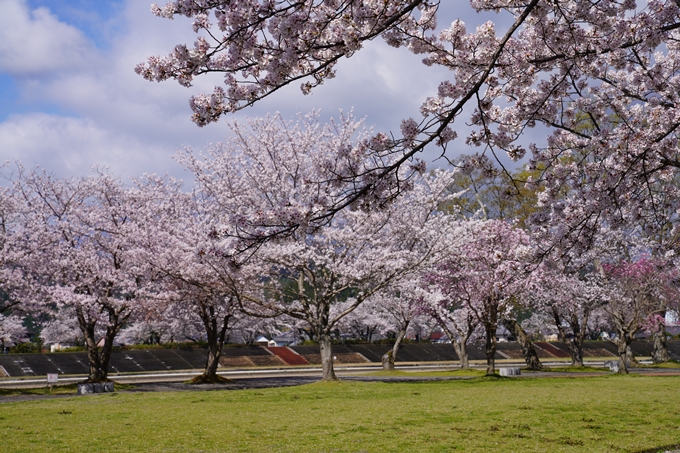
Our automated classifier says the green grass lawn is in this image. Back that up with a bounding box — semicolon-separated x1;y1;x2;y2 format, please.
359;369;487;378
1;375;679;452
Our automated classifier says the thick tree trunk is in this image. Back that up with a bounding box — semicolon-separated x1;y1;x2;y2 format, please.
191;306;232;384
625;344;639;367
198;326;229;383
612;335;638;374
652;324;670;364
76;305;125;383
503;319;543;370
319;333;337;381
552;309;586;367
382;328;407;371
83;333;108;383
438;321;474;370
453;340;470;370
564;339;584;367
484;321;497;375
616;339;629;374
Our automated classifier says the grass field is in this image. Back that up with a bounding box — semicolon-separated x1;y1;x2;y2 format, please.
1;374;680;452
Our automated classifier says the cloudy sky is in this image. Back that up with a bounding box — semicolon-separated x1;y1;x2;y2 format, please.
0;0;509;181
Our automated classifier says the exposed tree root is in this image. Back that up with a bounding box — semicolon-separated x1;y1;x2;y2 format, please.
186;374;232;385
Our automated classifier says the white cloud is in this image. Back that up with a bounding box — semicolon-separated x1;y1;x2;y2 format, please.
0;113;185;178
0;0;502;179
0;0;93;76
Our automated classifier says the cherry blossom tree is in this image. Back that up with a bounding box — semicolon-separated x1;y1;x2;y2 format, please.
419;284;481;370
39;311;83;347
585;307;613;341
138;0;680;246
117;310;207;345
178;111;429;251
361;279;429;370
175;112;462;381
129;177;248;383
0;314;27;351
11;168;152;383
428;219;534;375
0;181;27;353
0;172;26;318
602;257;678;373
233;174;459;380
337;301;389;343
528;261;606;366
501;308;545;371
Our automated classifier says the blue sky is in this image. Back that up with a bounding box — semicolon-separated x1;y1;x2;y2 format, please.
0;0;512;180
25;0;126;47
1;1;124;119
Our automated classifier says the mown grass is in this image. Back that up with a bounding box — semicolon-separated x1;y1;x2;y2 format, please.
360;369;487;378
636;360;680;369
534;366;611;373
2;375;680;452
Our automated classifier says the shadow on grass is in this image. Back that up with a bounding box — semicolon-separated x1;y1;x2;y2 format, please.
0;382;136;397
633;444;680;453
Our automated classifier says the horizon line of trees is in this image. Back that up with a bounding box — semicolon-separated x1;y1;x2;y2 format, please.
1;115;679;382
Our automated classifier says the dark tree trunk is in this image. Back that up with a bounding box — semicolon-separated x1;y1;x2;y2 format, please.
192;304;232;384
625;344;639;367
608;309;643;374
76;305;126;383
382;327;407;371
615;339;629;374
484;321;497;375
610;334;637;374
652;323;670;364
552;308;586;367
319;333;337;381
564;339;584;367
503;319;543;370
479;297;500;375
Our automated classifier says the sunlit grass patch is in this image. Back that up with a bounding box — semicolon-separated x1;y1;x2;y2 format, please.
2;375;680;452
